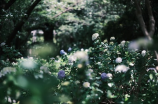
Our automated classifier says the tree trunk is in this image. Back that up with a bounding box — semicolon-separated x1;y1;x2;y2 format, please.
134;0;155;40
6;0;41;46
43;23;54;43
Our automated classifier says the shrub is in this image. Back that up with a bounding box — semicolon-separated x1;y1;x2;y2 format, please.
0;34;158;104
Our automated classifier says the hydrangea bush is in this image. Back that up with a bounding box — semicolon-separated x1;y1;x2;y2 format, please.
0;34;158;104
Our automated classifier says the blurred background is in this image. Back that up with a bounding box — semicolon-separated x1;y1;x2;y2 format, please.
0;0;157;59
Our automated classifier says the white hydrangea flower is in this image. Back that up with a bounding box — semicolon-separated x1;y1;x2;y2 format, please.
108;83;114;87
0;67;16;77
7;96;12;103
92;33;99;41
107;73;112;78
20;58;36;69
129;62;134;66
141;50;146;57
110;37;115;41
115;65;129;73
109;42;114;45
68;55;77;65
40;66;49;73
97;62;101;65
1;42;5;46
85;49;89;53
83;82;90;88
120;40;126;47
88;69;93;73
115;57;122;63
104;39;108;43
73;51;89;64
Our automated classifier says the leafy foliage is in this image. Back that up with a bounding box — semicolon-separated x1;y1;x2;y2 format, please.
1;34;158;104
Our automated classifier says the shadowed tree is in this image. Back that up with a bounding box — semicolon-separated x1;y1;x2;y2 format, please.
6;0;41;46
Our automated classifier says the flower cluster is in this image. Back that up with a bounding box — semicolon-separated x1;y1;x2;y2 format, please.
60;50;67;55
115;65;129;73
58;70;65;79
83;82;90;88
92;33;99;41
110;37;115;41
115;57;122;63
120;40;126;47
0;67;16;77
1;42;5;46
68;51;89;65
141;50;146;57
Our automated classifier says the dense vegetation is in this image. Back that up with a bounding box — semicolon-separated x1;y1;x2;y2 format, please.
0;0;158;104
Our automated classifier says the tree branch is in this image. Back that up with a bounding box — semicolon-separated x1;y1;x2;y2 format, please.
134;0;151;40
4;0;16;10
6;0;41;46
52;8;73;19
52;0;82;19
145;0;155;37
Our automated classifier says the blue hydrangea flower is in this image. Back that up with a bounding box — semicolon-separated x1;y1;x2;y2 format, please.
101;73;108;80
68;47;72;52
58;70;65;79
60;50;66;55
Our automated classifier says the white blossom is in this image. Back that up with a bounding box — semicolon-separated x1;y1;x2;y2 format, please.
40;66;49;73
107;73;112;78
0;67;16;78
83;82;90;88
73;51;89;64
109;42;114;45
88;69;93;73
141;50;146;57
110;37;115;41
20;58;36;69
115;57;122;63
129;62;134;66
85;49;89;52
97;62;101;65
120;40;126;47
92;33;99;41
8;97;12;103
115;65;129;73
1;42;5;46
68;55;77;65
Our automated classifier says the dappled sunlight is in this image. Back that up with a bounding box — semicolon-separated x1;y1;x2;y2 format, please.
0;0;158;103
